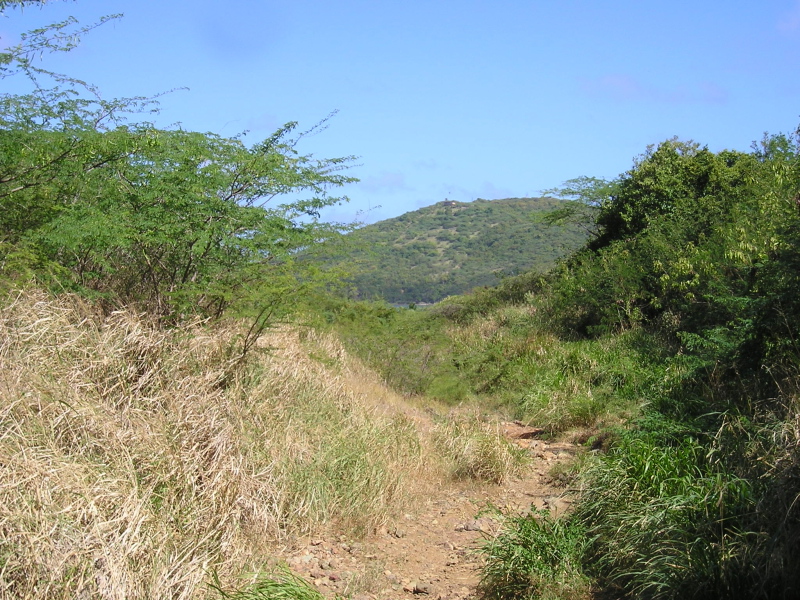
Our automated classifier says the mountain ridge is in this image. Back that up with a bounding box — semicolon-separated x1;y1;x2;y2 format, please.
327;197;590;304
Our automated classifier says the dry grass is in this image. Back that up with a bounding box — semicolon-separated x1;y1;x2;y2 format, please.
0;290;426;599
432;411;529;484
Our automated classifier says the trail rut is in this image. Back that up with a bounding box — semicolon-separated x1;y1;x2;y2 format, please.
280;422;578;600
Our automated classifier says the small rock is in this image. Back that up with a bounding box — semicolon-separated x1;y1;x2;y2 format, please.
414;582;433;595
392;527;407;538
287;554;317;569
328;573;341;582
463;520;483;532
453;524;465;532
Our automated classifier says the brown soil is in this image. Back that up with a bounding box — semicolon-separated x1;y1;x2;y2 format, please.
281;422;578;600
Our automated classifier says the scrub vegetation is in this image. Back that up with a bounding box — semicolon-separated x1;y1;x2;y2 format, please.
326;133;800;599
318;197;589;304
3;3;800;599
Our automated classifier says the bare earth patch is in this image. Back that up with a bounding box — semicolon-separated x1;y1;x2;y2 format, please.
280;423;577;600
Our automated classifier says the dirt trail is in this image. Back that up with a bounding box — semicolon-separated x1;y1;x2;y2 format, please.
281;422;578;600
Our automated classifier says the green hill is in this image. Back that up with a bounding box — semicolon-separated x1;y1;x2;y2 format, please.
331;197;590;304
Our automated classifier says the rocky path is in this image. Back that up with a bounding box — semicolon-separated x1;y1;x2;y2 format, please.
282;424;578;600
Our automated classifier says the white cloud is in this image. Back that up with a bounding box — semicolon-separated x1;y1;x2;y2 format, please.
412;158;443;170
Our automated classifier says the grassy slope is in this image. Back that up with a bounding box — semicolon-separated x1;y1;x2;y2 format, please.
328;268;800;598
323;197;589;304
0;289;525;600
327;289;663;434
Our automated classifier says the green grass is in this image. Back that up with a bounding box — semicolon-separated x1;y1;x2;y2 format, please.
210;568;328;600
478;509;590;600
573;436;756;599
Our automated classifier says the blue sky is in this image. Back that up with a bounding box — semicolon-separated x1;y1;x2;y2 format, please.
2;1;799;223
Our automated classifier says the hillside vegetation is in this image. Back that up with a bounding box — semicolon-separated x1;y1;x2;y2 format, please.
323;197;589;304
4;4;800;599
0;289;531;599
327;134;800;599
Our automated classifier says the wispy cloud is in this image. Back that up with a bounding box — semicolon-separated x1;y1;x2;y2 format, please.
358;171;413;194
581;74;728;104
196;3;287;61
243;112;282;135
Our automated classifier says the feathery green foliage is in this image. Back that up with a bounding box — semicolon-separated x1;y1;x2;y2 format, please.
0;5;356;329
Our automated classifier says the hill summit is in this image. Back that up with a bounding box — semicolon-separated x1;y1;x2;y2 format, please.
334;197;589;304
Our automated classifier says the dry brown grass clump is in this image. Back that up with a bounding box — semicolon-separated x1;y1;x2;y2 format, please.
0;290;423;599
432;411;529;485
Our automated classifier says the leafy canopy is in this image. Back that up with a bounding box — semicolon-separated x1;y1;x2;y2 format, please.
0;2;358;322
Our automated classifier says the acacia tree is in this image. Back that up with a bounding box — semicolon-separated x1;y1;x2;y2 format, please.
0;3;358;324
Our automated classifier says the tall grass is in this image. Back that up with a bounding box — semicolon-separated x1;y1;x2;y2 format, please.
330;299;668;434
477;509;590;600
573;435;765;599
0;290;423;599
444;305;667;433
432;412;529;484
